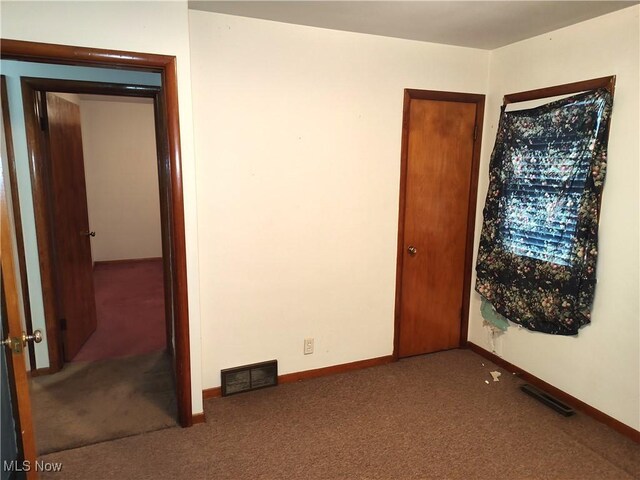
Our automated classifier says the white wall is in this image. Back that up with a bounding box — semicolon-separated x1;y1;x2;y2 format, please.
1;1;203;414
468;6;640;429
189;11;490;389
80;98;162;262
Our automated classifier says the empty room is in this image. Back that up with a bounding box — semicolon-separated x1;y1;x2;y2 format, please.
0;1;638;479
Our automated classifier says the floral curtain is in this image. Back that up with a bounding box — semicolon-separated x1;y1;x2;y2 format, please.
475;89;613;335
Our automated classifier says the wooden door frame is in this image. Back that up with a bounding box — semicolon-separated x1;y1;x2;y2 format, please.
393;89;485;360
0;39;193;427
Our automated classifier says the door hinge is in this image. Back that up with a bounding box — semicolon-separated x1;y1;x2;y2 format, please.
59;318;67;330
473;125;478;141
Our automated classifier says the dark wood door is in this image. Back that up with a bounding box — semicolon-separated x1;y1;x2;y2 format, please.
398;98;477;358
45;93;97;361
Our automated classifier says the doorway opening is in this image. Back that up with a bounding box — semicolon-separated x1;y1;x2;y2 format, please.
24;87;177;453
1;39;195;467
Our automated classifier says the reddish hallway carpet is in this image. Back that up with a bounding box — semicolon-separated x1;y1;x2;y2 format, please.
72;259;166;362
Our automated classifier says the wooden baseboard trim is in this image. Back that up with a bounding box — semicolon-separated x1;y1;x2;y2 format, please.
279;355;394;385
94;257;162;267
191;412;206;425
28;367;52;378
467;342;640;443
203;387;221;399
202;355;394;401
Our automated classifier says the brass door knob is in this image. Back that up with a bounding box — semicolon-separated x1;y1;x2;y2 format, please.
2;329;43;354
81;231;96;237
407;246;417;256
23;330;43;345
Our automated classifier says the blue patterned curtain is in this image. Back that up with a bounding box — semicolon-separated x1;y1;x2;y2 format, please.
475;89;613;335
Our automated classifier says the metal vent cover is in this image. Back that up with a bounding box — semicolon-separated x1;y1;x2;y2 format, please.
520;384;575;417
221;360;278;396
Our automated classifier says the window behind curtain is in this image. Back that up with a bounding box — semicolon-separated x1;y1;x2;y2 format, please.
475;88;613;336
500;95;608;267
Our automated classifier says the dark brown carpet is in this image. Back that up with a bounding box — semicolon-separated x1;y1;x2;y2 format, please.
39;349;639;479
31;351;177;454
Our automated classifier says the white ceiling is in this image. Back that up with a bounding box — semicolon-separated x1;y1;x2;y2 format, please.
188;1;637;50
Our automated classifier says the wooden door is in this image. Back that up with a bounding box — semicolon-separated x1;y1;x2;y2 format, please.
1;78;38;478
45;93;97;361
397;93;480;358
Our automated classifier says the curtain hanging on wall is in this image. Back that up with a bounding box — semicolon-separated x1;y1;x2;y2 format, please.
475;89;613;335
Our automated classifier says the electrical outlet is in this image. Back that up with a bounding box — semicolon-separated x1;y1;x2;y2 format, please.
303;338;314;355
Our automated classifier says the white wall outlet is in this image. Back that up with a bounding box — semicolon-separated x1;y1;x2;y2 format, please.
303;338;314;355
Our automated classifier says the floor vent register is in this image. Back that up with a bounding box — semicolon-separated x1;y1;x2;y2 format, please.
221;360;278;396
520;384;576;417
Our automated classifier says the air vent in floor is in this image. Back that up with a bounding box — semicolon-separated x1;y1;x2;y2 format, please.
520;384;576;417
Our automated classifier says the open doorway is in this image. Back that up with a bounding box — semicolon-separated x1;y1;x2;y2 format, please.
1;39;195;469
44;92;167;362
0;66;191;455
25;88;177;453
